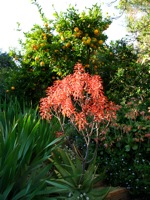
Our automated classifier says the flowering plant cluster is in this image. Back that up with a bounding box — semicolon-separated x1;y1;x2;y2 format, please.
40;63;120;144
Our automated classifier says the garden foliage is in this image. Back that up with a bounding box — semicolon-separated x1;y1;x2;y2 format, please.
0;98;61;199
0;1;149;199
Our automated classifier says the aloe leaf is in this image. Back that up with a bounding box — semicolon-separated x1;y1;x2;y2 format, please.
2;183;15;200
46;180;71;190
12;189;27;200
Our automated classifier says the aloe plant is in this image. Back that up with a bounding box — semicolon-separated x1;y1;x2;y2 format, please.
47;147;112;199
0;98;61;199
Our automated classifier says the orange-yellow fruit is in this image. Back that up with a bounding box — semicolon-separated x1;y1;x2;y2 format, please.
110;52;113;55
35;56;39;61
42;33;46;36
11;86;15;90
6;90;9;93
44;23;49;27
61;36;65;41
84;37;91;45
75;30;83;37
66;42;71;48
40;61;45;66
32;44;38;50
40;43;45;47
94;29;99;35
74;27;79;32
98;40;103;45
57;72;62;76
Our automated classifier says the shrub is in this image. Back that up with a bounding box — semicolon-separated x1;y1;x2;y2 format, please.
97;98;150;198
0;51;17;100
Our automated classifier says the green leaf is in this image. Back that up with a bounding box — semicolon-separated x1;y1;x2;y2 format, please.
132;144;138;150
46;180;70;190
2;183;15;200
125;145;130;152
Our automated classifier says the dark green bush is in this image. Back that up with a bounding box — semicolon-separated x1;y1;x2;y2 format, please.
97;98;150;199
0;51;17;100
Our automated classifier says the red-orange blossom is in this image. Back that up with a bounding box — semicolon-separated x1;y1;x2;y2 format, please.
40;63;120;135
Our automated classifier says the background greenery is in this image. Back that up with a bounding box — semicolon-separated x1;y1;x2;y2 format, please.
0;0;149;199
